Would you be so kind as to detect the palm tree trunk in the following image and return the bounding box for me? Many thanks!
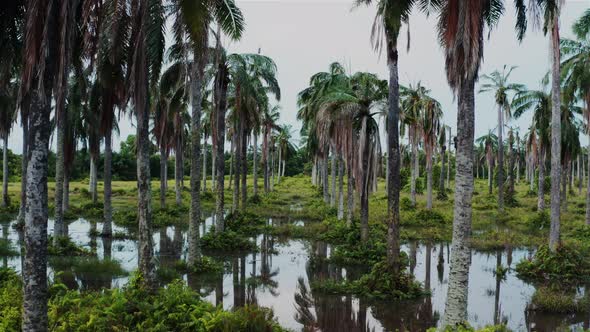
[347,157,354,226]
[271,147,275,191]
[214,59,228,232]
[440,148,446,194]
[443,77,475,327]
[447,127,452,188]
[516,138,521,184]
[386,44,401,273]
[488,158,493,195]
[277,146,282,184]
[330,152,336,207]
[188,44,205,265]
[497,104,504,211]
[580,153,584,196]
[229,135,233,190]
[263,130,269,193]
[338,155,344,220]
[17,116,28,225]
[160,145,167,209]
[585,144,590,224]
[23,87,51,332]
[63,170,69,212]
[282,160,286,177]
[2,135,8,207]
[102,132,113,236]
[322,155,328,203]
[175,146,182,206]
[54,101,66,243]
[426,156,433,209]
[90,156,98,204]
[240,126,247,209]
[360,134,370,244]
[212,145,216,191]
[202,136,207,191]
[233,130,240,211]
[549,20,562,252]
[253,133,258,196]
[410,130,417,206]
[311,158,317,185]
[538,147,546,211]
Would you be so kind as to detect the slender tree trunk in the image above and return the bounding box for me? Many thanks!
[311,158,317,186]
[17,116,28,224]
[386,43,401,273]
[426,156,433,209]
[240,127,247,209]
[233,130,240,211]
[516,137,521,184]
[488,158,493,195]
[322,155,329,203]
[330,153,336,207]
[271,148,275,190]
[175,144,182,206]
[347,157,354,226]
[253,134,258,196]
[360,134,370,244]
[54,101,66,243]
[410,130,417,206]
[212,144,216,191]
[188,44,206,265]
[579,154,583,196]
[277,146,282,184]
[102,132,113,236]
[585,144,590,224]
[202,137,207,191]
[160,146,167,209]
[63,170,69,212]
[338,155,344,220]
[2,135,8,208]
[90,156,98,204]
[447,127,452,188]
[23,87,51,332]
[214,58,228,232]
[497,104,504,211]
[549,20,562,252]
[538,147,546,211]
[229,135,233,190]
[264,131,269,193]
[443,77,475,327]
[562,162,568,211]
[440,147,446,194]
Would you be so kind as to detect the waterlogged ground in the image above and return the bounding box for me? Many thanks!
[2,215,589,331]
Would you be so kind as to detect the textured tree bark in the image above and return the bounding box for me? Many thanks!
[447,127,452,188]
[214,60,228,232]
[175,145,182,206]
[253,134,258,196]
[63,170,69,212]
[160,145,167,209]
[263,131,269,193]
[439,146,446,194]
[311,158,317,186]
[442,77,475,327]
[386,43,401,273]
[23,89,51,332]
[337,155,344,220]
[233,131,240,211]
[188,45,205,265]
[277,146,282,184]
[54,100,66,243]
[359,126,370,244]
[271,148,275,190]
[17,116,28,225]
[497,104,504,211]
[578,154,582,196]
[347,157,354,226]
[229,136,233,190]
[410,129,417,206]
[549,20,562,252]
[2,136,8,207]
[330,153,336,207]
[102,132,113,236]
[538,147,546,211]
[90,156,98,204]
[240,128,247,209]
[561,162,568,211]
[322,153,329,203]
[426,158,433,210]
[202,137,207,191]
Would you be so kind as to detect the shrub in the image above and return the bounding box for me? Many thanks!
[529,287,590,313]
[400,197,415,211]
[201,230,257,252]
[528,211,550,230]
[412,209,447,226]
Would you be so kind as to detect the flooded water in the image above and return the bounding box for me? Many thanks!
[1,216,589,331]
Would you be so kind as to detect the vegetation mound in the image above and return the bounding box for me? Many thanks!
[516,244,590,287]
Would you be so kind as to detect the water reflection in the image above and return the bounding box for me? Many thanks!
[2,217,590,331]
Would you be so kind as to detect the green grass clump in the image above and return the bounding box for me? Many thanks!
[400,197,415,211]
[0,268,21,332]
[410,209,447,226]
[225,212,267,236]
[528,211,550,230]
[201,229,257,252]
[529,287,590,313]
[48,237,92,256]
[175,256,224,275]
[516,244,590,287]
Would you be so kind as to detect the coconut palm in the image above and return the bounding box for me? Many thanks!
[436,0,525,326]
[561,16,590,223]
[276,124,294,183]
[419,89,442,210]
[479,65,524,211]
[513,88,552,211]
[262,105,280,195]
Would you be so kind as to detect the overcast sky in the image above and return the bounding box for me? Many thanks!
[9,0,590,153]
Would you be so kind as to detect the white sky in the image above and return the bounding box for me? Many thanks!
[9,0,590,153]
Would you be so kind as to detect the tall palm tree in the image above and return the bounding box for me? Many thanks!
[420,89,442,210]
[0,82,16,208]
[438,125,447,197]
[437,0,524,326]
[171,0,244,265]
[513,88,552,211]
[263,105,280,194]
[479,65,523,211]
[561,14,590,223]
[19,0,59,327]
[355,0,440,274]
[476,131,498,195]
[319,72,386,244]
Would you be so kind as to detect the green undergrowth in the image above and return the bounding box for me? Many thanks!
[201,229,257,252]
[311,260,424,301]
[174,256,225,275]
[1,269,288,331]
[528,287,590,313]
[0,239,17,257]
[224,212,267,236]
[48,236,92,256]
[516,244,590,288]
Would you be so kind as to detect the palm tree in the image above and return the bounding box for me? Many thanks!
[476,131,498,195]
[479,65,524,211]
[319,72,386,244]
[438,125,447,197]
[436,1,524,326]
[19,0,58,327]
[171,0,244,265]
[0,82,16,208]
[513,88,552,211]
[561,13,590,223]
[419,89,442,210]
[276,124,294,183]
[263,105,280,194]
